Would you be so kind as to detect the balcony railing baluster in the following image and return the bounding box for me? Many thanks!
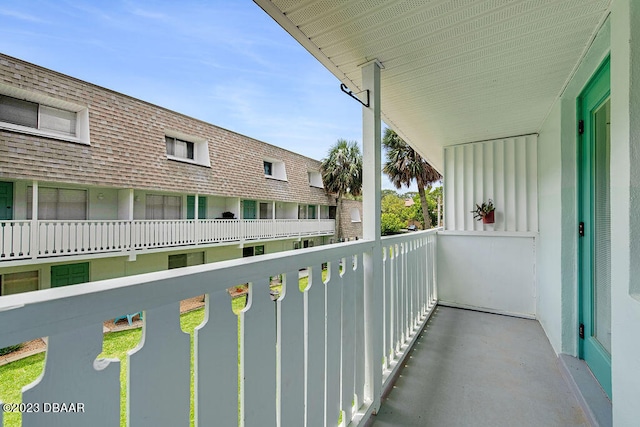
[0,229,440,427]
[0,219,335,263]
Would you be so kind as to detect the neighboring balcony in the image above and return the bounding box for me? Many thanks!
[0,218,335,263]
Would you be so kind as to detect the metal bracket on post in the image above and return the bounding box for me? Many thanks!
[340,83,370,107]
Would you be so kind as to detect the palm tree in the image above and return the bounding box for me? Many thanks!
[320,139,362,241]
[382,128,441,229]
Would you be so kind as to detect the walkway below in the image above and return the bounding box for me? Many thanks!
[369,306,588,427]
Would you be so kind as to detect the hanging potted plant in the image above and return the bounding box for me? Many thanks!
[471,199,495,224]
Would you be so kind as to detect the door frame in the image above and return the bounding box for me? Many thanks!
[577,56,611,399]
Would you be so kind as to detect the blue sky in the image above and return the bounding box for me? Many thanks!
[0,0,414,191]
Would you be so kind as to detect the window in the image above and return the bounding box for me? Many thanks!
[166,136,194,160]
[263,158,287,181]
[168,252,204,269]
[0,271,38,295]
[298,205,308,219]
[0,95,78,138]
[164,131,210,167]
[308,171,323,188]
[260,202,273,219]
[308,205,316,219]
[146,195,182,220]
[350,207,361,223]
[27,187,87,220]
[243,245,265,257]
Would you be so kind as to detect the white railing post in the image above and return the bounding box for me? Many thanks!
[361,58,383,411]
[30,181,38,259]
[194,194,200,245]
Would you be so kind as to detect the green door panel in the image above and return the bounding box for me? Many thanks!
[187,196,207,219]
[0,181,13,220]
[578,56,611,399]
[243,200,256,220]
[51,262,90,287]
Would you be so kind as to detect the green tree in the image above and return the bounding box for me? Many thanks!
[320,139,363,240]
[381,189,399,199]
[381,213,404,235]
[382,128,441,229]
[381,193,405,218]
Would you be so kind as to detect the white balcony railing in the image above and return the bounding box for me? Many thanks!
[0,219,335,262]
[0,229,439,427]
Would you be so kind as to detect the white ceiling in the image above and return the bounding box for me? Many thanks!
[254,0,611,172]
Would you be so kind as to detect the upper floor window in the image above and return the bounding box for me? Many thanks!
[264,161,273,176]
[308,171,323,188]
[263,158,287,181]
[350,207,361,223]
[0,81,90,144]
[166,136,194,160]
[0,94,82,140]
[164,131,211,167]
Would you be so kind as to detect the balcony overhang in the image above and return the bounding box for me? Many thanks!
[254,0,611,172]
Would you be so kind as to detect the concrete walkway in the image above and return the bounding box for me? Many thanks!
[369,307,588,427]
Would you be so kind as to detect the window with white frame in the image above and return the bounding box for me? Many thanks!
[350,207,361,223]
[308,171,323,188]
[263,158,287,181]
[27,187,87,220]
[164,131,210,167]
[146,194,182,220]
[0,87,89,144]
[166,136,194,160]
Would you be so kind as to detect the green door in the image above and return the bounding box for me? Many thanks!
[578,57,611,399]
[51,262,90,288]
[0,181,13,220]
[243,200,256,219]
[187,196,207,219]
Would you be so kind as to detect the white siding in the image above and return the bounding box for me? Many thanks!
[444,135,538,232]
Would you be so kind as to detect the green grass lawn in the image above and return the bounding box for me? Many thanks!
[0,270,327,427]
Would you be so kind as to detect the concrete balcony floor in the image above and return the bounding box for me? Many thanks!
[369,307,588,427]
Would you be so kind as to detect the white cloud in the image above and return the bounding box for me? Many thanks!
[0,8,46,23]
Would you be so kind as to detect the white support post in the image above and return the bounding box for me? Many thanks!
[194,193,200,245]
[361,59,383,412]
[30,181,38,259]
[128,189,136,261]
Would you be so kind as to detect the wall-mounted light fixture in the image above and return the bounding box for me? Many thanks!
[97,193,104,200]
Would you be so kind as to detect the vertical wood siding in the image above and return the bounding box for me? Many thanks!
[444,135,538,232]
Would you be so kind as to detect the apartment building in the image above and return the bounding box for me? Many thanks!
[0,53,361,295]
